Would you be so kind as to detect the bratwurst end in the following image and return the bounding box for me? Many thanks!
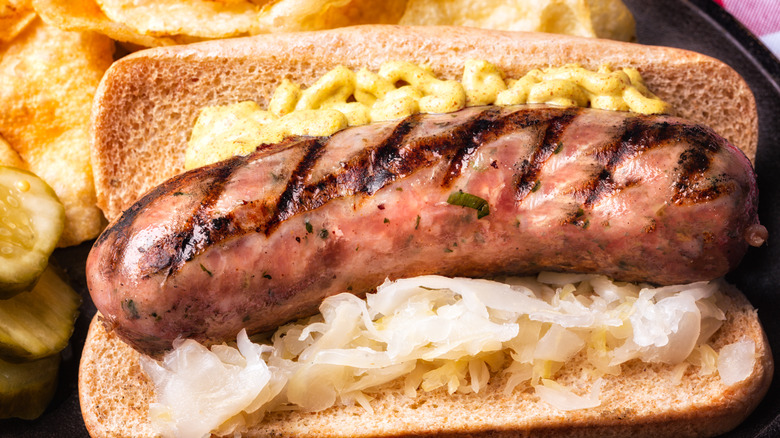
[87,105,764,355]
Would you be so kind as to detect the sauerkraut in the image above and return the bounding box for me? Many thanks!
[141,273,748,438]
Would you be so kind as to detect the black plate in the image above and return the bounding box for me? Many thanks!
[2,0,779,436]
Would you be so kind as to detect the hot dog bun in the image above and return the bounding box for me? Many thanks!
[83,25,769,437]
[90,25,758,222]
[80,282,772,438]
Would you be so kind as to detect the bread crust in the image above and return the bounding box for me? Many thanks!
[78,284,772,438]
[89,25,758,222]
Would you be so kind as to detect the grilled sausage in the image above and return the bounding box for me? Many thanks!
[86,105,764,355]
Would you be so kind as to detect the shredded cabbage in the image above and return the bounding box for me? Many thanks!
[143,274,735,438]
[717,339,756,385]
[535,378,604,411]
[141,330,286,438]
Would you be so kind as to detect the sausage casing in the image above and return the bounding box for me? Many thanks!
[86,105,761,355]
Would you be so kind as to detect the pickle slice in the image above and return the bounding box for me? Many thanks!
[0,353,59,420]
[0,166,65,298]
[0,265,80,361]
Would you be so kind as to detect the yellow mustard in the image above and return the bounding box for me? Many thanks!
[186,60,669,170]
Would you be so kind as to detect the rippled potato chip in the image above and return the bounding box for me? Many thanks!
[33,0,634,46]
[312,0,407,29]
[0,0,35,42]
[263,0,407,32]
[398,0,636,41]
[32,0,181,47]
[96,0,270,38]
[33,0,404,46]
[0,18,114,246]
[94,0,407,39]
[0,136,24,169]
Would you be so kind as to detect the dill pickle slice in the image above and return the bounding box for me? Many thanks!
[0,265,80,361]
[0,353,59,420]
[0,166,65,298]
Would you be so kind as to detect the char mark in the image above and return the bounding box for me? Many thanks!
[670,124,729,206]
[99,153,248,275]
[583,116,726,208]
[580,116,670,208]
[672,140,734,205]
[361,114,425,194]
[579,168,618,207]
[136,156,247,277]
[594,116,716,170]
[136,106,734,279]
[438,107,505,186]
[514,109,581,202]
[595,117,661,168]
[289,106,579,224]
[266,106,548,235]
[261,113,428,233]
[663,123,729,205]
[265,137,328,231]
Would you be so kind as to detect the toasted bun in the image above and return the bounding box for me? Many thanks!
[90,25,758,222]
[79,283,772,438]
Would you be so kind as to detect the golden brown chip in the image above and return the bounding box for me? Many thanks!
[587,0,636,42]
[34,0,634,47]
[398,0,636,41]
[0,18,114,246]
[95,0,269,38]
[0,0,36,43]
[283,0,408,30]
[93,0,404,38]
[32,0,178,47]
[0,135,24,169]
[34,0,403,45]
[256,0,405,32]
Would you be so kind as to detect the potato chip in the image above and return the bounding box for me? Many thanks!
[93,0,403,38]
[398,0,636,41]
[0,18,113,246]
[0,135,24,169]
[587,0,635,42]
[0,0,36,43]
[268,0,407,31]
[35,0,633,47]
[95,0,269,38]
[32,0,178,47]
[35,0,401,45]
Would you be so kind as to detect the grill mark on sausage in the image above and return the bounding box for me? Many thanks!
[99,157,249,276]
[581,168,618,207]
[156,162,243,276]
[570,118,655,211]
[574,118,659,211]
[439,107,504,186]
[596,117,661,169]
[96,171,194,275]
[264,137,328,232]
[136,107,586,277]
[672,125,735,205]
[292,106,571,219]
[578,117,729,211]
[361,113,426,195]
[270,113,426,223]
[513,109,580,202]
[279,107,517,222]
[113,106,734,281]
[658,123,729,205]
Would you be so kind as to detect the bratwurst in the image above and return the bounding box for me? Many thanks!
[87,105,764,355]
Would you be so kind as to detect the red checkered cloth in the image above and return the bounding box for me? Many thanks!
[713,0,780,57]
